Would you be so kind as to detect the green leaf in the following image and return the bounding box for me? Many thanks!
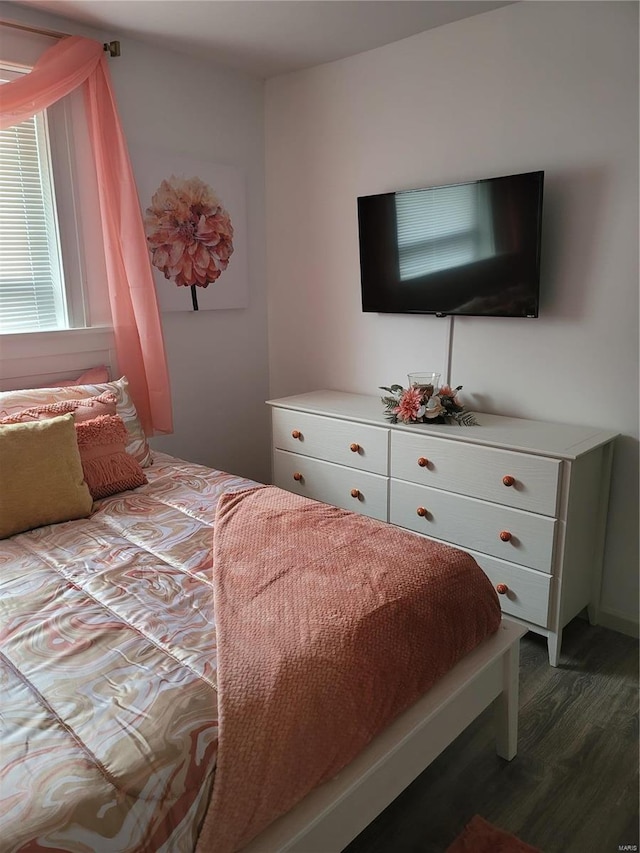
[457,411,478,426]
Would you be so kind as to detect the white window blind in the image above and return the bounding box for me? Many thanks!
[395,183,495,281]
[0,108,68,333]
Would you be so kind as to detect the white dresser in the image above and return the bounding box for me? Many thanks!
[267,391,617,666]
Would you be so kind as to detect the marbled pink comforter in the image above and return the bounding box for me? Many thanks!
[0,453,257,853]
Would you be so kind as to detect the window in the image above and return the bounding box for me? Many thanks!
[0,79,68,333]
[0,31,115,393]
[0,46,110,340]
[395,183,496,281]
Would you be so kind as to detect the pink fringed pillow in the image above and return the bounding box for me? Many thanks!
[0,392,118,425]
[75,414,147,500]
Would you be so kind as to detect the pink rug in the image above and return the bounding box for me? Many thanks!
[446,815,542,853]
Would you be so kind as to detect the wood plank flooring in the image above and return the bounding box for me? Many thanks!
[344,618,639,853]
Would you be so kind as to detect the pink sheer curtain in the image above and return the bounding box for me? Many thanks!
[0,35,172,435]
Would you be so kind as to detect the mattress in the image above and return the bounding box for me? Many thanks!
[0,453,258,853]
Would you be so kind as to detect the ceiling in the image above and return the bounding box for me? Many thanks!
[13,0,513,78]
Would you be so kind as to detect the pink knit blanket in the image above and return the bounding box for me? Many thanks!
[196,486,501,852]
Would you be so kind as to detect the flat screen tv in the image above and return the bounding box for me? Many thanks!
[358,170,544,318]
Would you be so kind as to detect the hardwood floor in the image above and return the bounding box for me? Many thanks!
[344,618,639,853]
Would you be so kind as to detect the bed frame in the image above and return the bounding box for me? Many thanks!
[0,330,116,392]
[244,619,526,853]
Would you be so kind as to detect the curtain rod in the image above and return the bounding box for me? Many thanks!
[0,19,120,56]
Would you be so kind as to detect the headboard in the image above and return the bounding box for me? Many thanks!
[0,328,117,392]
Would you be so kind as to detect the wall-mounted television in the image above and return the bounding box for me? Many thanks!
[357,170,544,318]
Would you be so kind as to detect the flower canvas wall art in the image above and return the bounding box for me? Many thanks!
[132,149,248,312]
[145,176,234,309]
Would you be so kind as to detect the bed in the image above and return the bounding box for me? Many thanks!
[0,374,525,853]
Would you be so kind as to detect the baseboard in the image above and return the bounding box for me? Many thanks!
[598,608,640,640]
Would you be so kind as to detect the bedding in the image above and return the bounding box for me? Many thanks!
[0,391,118,425]
[0,376,152,467]
[0,453,501,852]
[0,453,255,853]
[198,486,501,853]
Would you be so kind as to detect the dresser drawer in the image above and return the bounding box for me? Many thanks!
[273,408,388,475]
[391,432,561,516]
[274,450,388,521]
[468,550,551,627]
[390,480,556,573]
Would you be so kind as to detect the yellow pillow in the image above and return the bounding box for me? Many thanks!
[0,414,93,539]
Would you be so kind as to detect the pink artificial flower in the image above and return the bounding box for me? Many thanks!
[145,176,234,288]
[394,386,424,422]
[438,384,462,404]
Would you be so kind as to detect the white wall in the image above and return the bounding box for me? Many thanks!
[110,43,270,483]
[0,1,270,483]
[265,2,639,628]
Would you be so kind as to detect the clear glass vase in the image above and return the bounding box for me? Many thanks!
[408,372,441,394]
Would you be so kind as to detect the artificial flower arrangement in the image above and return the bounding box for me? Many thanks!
[380,382,478,426]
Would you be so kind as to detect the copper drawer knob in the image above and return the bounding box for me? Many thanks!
[350,443,360,453]
[499,530,512,542]
[417,457,429,467]
[350,488,361,499]
[293,472,303,482]
[503,475,515,487]
[496,583,509,595]
[291,430,302,440]
[416,506,428,517]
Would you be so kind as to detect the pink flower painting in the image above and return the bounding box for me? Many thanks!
[144,176,234,310]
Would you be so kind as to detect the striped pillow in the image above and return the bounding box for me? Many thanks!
[0,376,152,467]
